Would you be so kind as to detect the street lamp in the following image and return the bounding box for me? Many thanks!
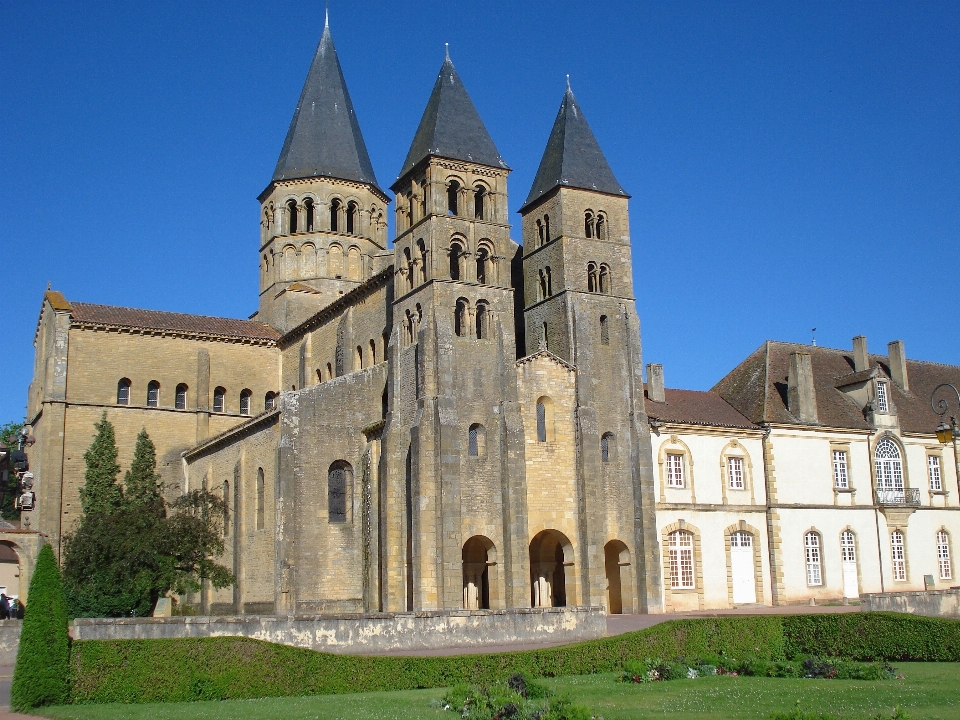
[931,383,960,444]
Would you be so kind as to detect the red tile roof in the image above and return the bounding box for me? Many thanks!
[69,302,280,342]
[645,387,758,430]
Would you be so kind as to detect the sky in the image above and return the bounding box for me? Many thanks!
[2,1,959,423]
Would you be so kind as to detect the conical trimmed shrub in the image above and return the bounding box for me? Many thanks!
[11,544,71,710]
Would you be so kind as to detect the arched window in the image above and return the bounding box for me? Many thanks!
[264,391,277,411]
[346,201,358,234]
[599,264,610,294]
[370,339,377,364]
[587,262,598,293]
[240,389,252,416]
[417,238,428,282]
[447,180,460,215]
[476,245,490,284]
[328,461,352,523]
[256,468,265,531]
[147,380,160,407]
[536,396,553,442]
[330,198,341,232]
[536,219,544,246]
[874,438,904,500]
[327,362,334,379]
[356,345,364,370]
[329,244,343,278]
[117,378,131,405]
[468,423,486,457]
[938,530,952,580]
[544,266,552,296]
[213,386,226,413]
[449,241,464,280]
[600,315,609,345]
[804,531,822,586]
[286,199,298,234]
[584,211,594,238]
[404,247,414,290]
[347,246,361,280]
[475,301,489,339]
[474,186,486,219]
[455,298,469,337]
[601,432,615,462]
[304,198,315,231]
[405,309,415,345]
[223,480,230,536]
[537,269,547,301]
[544,214,550,242]
[891,530,906,581]
[667,531,695,589]
[596,213,606,240]
[175,383,188,410]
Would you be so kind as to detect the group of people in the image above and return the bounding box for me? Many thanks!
[0,592,21,620]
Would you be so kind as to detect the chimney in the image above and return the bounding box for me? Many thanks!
[646,363,665,403]
[888,340,909,391]
[853,335,869,372]
[788,351,818,423]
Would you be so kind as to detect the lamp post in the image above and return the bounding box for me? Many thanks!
[931,383,960,444]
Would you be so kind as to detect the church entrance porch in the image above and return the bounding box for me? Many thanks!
[529,530,575,608]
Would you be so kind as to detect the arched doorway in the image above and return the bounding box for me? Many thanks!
[462,536,497,609]
[604,540,633,614]
[529,530,573,607]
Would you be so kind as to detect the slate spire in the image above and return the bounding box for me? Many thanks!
[521,80,628,211]
[394,49,506,186]
[272,16,381,192]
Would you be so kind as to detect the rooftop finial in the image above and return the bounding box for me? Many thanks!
[445,42,450,61]
[566,74,571,91]
[324,1,329,29]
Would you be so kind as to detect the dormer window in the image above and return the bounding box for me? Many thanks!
[876,381,889,413]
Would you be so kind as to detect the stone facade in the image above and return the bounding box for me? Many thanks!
[21,21,960,624]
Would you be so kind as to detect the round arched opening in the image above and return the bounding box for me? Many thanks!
[529,530,573,607]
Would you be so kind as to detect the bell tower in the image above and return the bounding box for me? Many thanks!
[257,13,391,333]
[520,80,663,612]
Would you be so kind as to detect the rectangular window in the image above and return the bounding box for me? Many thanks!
[727,457,744,490]
[929,455,943,492]
[833,450,849,489]
[668,533,695,589]
[805,533,822,586]
[891,531,906,581]
[666,454,684,488]
[876,381,888,413]
[938,531,952,580]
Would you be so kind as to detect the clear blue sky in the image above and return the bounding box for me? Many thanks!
[2,1,958,423]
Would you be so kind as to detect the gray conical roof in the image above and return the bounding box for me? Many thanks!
[394,51,506,187]
[521,82,628,211]
[272,18,381,192]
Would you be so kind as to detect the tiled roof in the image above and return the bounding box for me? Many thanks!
[69,302,280,342]
[645,387,758,430]
[713,340,960,434]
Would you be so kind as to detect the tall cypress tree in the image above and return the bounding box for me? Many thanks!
[11,544,71,710]
[124,428,164,516]
[79,413,122,515]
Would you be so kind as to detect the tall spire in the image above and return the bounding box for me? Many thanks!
[394,48,506,186]
[272,16,381,192]
[521,80,627,211]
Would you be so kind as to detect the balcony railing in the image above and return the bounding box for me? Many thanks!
[874,488,921,506]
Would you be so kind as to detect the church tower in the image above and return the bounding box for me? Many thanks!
[257,15,390,333]
[520,81,663,612]
[382,50,528,612]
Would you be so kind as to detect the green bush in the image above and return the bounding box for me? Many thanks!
[438,674,594,720]
[67,612,960,705]
[11,544,71,710]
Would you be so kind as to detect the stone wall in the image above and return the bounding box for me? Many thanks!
[70,606,606,655]
[0,620,21,664]
[862,589,960,618]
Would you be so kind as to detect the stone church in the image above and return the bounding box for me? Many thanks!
[25,19,960,618]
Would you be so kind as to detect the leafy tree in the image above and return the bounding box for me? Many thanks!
[11,544,71,710]
[0,419,25,520]
[79,413,122,515]
[63,425,233,617]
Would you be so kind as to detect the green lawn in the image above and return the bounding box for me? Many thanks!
[37,662,960,720]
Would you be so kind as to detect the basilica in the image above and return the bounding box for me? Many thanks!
[25,19,960,617]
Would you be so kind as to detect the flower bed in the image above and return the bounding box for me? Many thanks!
[622,654,899,683]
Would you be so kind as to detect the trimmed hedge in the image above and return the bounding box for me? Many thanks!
[69,612,960,705]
